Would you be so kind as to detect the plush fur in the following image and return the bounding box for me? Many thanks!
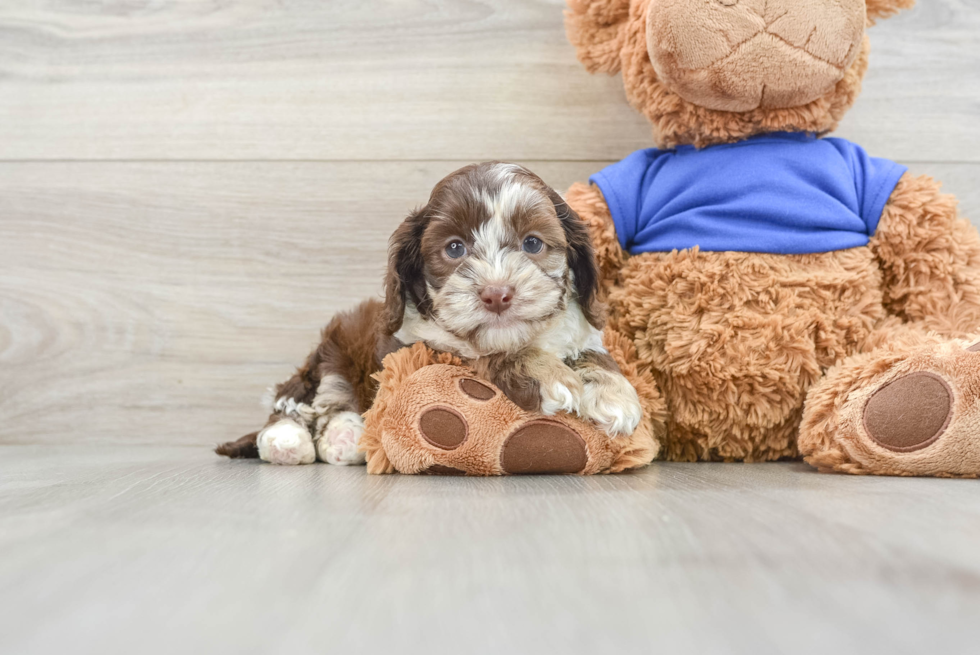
[564,0,980,476]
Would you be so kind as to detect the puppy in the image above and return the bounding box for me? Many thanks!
[216,162,643,465]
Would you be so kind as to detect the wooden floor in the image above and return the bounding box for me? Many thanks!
[2,1,980,652]
[1,445,979,655]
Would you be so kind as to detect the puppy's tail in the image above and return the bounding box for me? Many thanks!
[215,431,260,459]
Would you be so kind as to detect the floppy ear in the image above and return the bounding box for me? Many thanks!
[381,207,432,336]
[564,0,632,75]
[547,188,604,329]
[866,0,915,25]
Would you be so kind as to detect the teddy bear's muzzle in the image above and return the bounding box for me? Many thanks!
[645,0,866,112]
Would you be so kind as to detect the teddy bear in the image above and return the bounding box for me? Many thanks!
[354,0,980,478]
[556,0,980,476]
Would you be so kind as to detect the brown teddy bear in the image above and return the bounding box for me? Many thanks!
[559,0,980,476]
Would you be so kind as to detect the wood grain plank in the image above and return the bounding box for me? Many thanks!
[1,448,979,655]
[0,160,612,445]
[2,161,979,447]
[0,0,977,163]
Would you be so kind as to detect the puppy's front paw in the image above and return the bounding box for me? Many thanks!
[257,419,316,465]
[579,374,643,437]
[316,411,367,466]
[539,368,584,416]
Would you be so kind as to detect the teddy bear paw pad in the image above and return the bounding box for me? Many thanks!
[863,372,952,452]
[459,378,496,400]
[418,406,468,450]
[501,420,588,474]
[421,464,467,476]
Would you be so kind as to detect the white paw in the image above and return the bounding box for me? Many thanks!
[579,374,643,437]
[316,411,366,466]
[257,419,316,465]
[539,374,583,416]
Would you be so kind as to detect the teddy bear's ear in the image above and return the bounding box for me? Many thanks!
[866,0,915,25]
[564,0,632,75]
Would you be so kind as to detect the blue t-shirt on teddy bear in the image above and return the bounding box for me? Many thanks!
[589,132,907,255]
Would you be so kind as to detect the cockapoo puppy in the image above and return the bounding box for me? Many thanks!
[217,162,643,465]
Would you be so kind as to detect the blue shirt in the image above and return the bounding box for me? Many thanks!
[589,133,907,255]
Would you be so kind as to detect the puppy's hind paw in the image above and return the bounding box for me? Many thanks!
[316,411,367,466]
[257,419,316,465]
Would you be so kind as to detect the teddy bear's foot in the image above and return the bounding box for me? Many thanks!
[257,418,316,465]
[800,336,980,477]
[366,362,648,475]
[315,411,367,466]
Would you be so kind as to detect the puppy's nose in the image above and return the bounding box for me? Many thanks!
[480,286,514,314]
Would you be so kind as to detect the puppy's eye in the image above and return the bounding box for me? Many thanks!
[445,241,467,259]
[522,236,543,254]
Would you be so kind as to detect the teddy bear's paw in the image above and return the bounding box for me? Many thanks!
[802,337,980,477]
[862,372,952,454]
[316,411,367,466]
[499,420,589,474]
[579,374,643,437]
[257,419,316,465]
[539,368,584,416]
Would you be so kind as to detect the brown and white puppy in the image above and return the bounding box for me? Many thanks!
[216,162,642,465]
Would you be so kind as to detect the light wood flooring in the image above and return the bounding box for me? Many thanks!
[2,1,979,652]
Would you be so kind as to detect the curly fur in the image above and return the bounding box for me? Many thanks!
[600,244,888,462]
[870,173,980,337]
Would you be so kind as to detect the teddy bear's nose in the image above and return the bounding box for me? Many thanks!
[647,0,866,112]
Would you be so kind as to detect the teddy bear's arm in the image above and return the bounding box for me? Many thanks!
[869,172,980,337]
[566,182,628,294]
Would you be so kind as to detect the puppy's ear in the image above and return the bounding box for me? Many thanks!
[548,188,604,329]
[382,207,432,336]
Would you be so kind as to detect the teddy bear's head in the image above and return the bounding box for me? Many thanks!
[566,0,914,148]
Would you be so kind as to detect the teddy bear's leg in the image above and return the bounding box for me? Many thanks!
[870,172,980,337]
[368,360,660,476]
[374,364,597,476]
[799,322,980,477]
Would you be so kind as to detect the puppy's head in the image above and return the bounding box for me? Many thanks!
[382,162,601,353]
